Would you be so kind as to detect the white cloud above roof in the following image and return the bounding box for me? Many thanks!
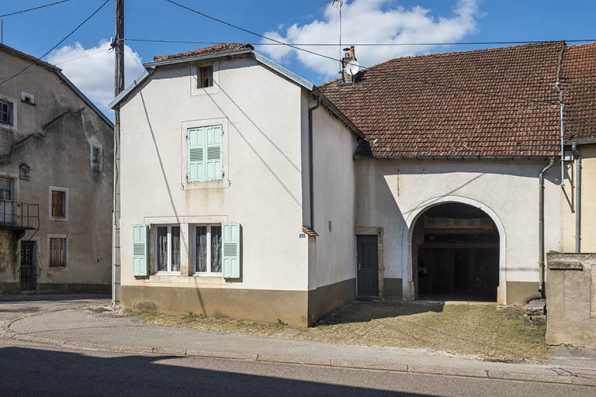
[47,40,145,114]
[260,0,480,79]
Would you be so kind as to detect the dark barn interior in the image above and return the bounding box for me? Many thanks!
[412,203,499,301]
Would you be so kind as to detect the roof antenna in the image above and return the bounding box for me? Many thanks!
[320,0,344,75]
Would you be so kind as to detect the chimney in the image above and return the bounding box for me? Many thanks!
[342,46,358,83]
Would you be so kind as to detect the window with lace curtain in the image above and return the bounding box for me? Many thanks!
[193,225,222,275]
[154,225,180,273]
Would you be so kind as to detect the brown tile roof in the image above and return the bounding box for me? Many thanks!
[560,42,596,142]
[319,41,593,158]
[153,43,253,62]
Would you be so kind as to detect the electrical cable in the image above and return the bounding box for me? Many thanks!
[164,0,561,106]
[125,38,596,47]
[0,0,110,86]
[0,0,71,18]
[53,47,112,65]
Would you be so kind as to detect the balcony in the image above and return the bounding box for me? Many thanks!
[0,200,40,231]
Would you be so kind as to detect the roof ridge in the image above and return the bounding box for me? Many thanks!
[153,42,253,61]
[319,41,566,88]
[0,43,61,71]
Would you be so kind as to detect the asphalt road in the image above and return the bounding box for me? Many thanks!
[0,338,593,397]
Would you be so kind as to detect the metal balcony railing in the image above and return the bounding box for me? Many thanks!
[0,200,40,231]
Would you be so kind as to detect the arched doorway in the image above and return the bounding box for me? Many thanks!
[403,197,506,303]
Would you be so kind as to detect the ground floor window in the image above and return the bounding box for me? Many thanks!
[49,237,67,268]
[194,225,222,274]
[155,225,180,273]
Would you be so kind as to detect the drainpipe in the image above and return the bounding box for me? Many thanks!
[538,158,555,298]
[307,94,321,231]
[557,86,565,187]
[554,43,566,187]
[572,143,581,252]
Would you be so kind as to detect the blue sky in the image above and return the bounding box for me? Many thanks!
[2,0,595,114]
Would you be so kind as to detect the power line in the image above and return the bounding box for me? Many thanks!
[0,0,71,18]
[163,0,559,106]
[164,0,343,66]
[126,37,596,47]
[0,0,110,86]
[54,47,112,65]
[125,38,222,45]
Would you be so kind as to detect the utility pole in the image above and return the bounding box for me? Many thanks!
[112,0,124,306]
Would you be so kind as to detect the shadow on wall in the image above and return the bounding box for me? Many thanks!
[205,80,302,208]
[0,346,439,396]
[138,71,303,316]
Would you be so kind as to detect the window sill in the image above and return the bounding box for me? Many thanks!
[154,271,181,276]
[192,273,223,278]
[183,179,229,190]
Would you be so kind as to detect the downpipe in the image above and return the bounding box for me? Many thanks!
[307,94,321,231]
[538,158,555,298]
[572,143,581,252]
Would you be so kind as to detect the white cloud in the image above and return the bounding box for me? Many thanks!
[261,0,480,79]
[47,40,145,113]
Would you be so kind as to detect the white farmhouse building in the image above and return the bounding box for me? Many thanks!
[110,42,596,326]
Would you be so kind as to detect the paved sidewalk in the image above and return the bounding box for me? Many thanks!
[1,296,595,387]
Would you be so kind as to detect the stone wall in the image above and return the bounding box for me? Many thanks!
[546,252,596,348]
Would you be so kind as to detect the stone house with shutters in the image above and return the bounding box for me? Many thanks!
[111,41,596,327]
[0,43,114,294]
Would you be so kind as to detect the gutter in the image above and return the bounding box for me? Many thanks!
[572,143,581,252]
[554,43,566,187]
[538,157,555,298]
[565,137,596,146]
[353,155,558,161]
[306,94,322,234]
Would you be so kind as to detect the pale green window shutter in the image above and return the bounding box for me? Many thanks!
[222,223,241,278]
[205,125,223,181]
[188,127,205,182]
[132,224,149,276]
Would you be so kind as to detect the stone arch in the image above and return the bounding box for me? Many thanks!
[402,195,507,304]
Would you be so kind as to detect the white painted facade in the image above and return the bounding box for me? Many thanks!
[118,54,358,297]
[116,48,565,323]
[355,159,562,303]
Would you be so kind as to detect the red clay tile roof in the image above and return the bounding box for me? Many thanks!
[153,43,253,62]
[319,41,596,158]
[560,43,596,142]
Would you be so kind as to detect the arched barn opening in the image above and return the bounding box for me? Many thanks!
[411,203,500,301]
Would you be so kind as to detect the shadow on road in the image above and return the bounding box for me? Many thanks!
[0,294,110,304]
[0,346,439,397]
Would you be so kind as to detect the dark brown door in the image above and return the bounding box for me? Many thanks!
[357,235,378,297]
[20,241,36,291]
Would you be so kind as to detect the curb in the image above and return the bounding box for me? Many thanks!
[3,332,595,387]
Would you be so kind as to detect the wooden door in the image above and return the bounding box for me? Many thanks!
[20,241,37,291]
[357,235,379,297]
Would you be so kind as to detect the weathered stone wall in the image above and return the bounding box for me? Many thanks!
[546,252,596,348]
[0,46,113,292]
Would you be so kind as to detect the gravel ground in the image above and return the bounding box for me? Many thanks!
[124,299,548,362]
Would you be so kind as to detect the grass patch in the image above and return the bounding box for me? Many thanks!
[123,300,548,362]
[123,309,293,336]
[299,301,548,362]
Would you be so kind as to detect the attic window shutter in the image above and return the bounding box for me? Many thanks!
[188,127,205,182]
[221,223,241,278]
[132,224,149,276]
[205,125,223,181]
